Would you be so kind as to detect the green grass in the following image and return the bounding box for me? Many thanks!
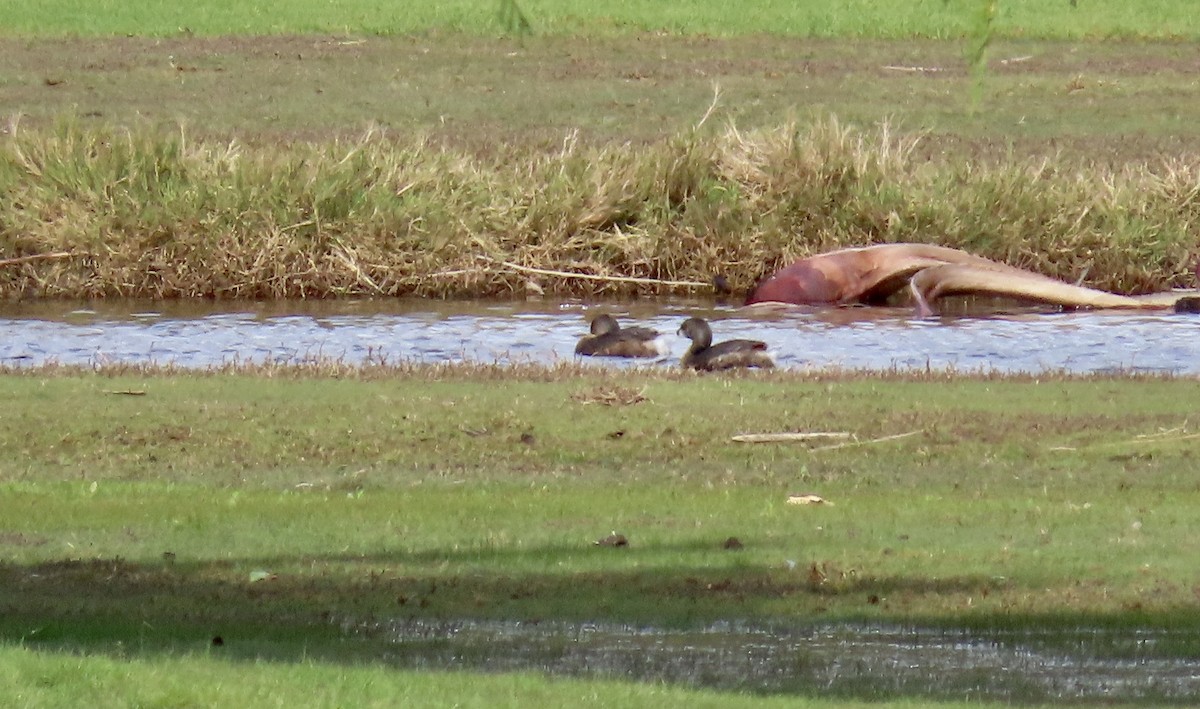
[0,644,1055,709]
[5,35,1198,157]
[3,367,1200,631]
[3,0,1199,40]
[4,367,1199,704]
[2,369,1200,705]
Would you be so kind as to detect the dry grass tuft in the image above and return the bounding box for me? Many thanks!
[570,384,649,406]
[2,358,1193,385]
[2,118,1196,299]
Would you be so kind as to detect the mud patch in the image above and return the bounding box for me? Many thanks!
[0,532,50,547]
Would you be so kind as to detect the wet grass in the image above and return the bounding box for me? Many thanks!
[3,367,1199,645]
[0,643,1055,709]
[7,365,1199,703]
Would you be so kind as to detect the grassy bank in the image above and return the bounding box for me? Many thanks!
[4,0,1199,40]
[3,119,1197,300]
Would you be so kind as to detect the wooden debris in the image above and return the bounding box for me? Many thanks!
[787,493,832,506]
[808,430,921,453]
[732,432,851,443]
[0,251,74,268]
[882,65,944,73]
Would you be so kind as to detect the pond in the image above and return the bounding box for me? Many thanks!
[1,297,1199,374]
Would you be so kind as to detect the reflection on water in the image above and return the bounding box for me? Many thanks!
[351,619,1200,703]
[1,298,1198,374]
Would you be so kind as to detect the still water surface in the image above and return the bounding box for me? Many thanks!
[2,298,1199,373]
[358,619,1200,703]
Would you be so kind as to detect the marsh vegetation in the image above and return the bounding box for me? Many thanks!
[4,1,1200,705]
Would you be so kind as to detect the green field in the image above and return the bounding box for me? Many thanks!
[3,0,1199,39]
[8,367,1199,625]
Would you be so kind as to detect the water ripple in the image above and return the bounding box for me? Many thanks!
[353,619,1200,702]
[1,299,1197,374]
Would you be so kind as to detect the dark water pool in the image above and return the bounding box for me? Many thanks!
[347,618,1200,703]
[1,298,1198,374]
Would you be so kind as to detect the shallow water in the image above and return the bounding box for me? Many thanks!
[1,298,1199,374]
[351,619,1200,702]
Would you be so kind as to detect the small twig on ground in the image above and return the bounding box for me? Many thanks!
[427,268,487,278]
[571,385,649,406]
[695,82,722,131]
[477,255,710,289]
[882,65,944,73]
[0,251,75,268]
[808,430,922,453]
[1050,428,1200,452]
[786,493,833,506]
[732,432,852,443]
